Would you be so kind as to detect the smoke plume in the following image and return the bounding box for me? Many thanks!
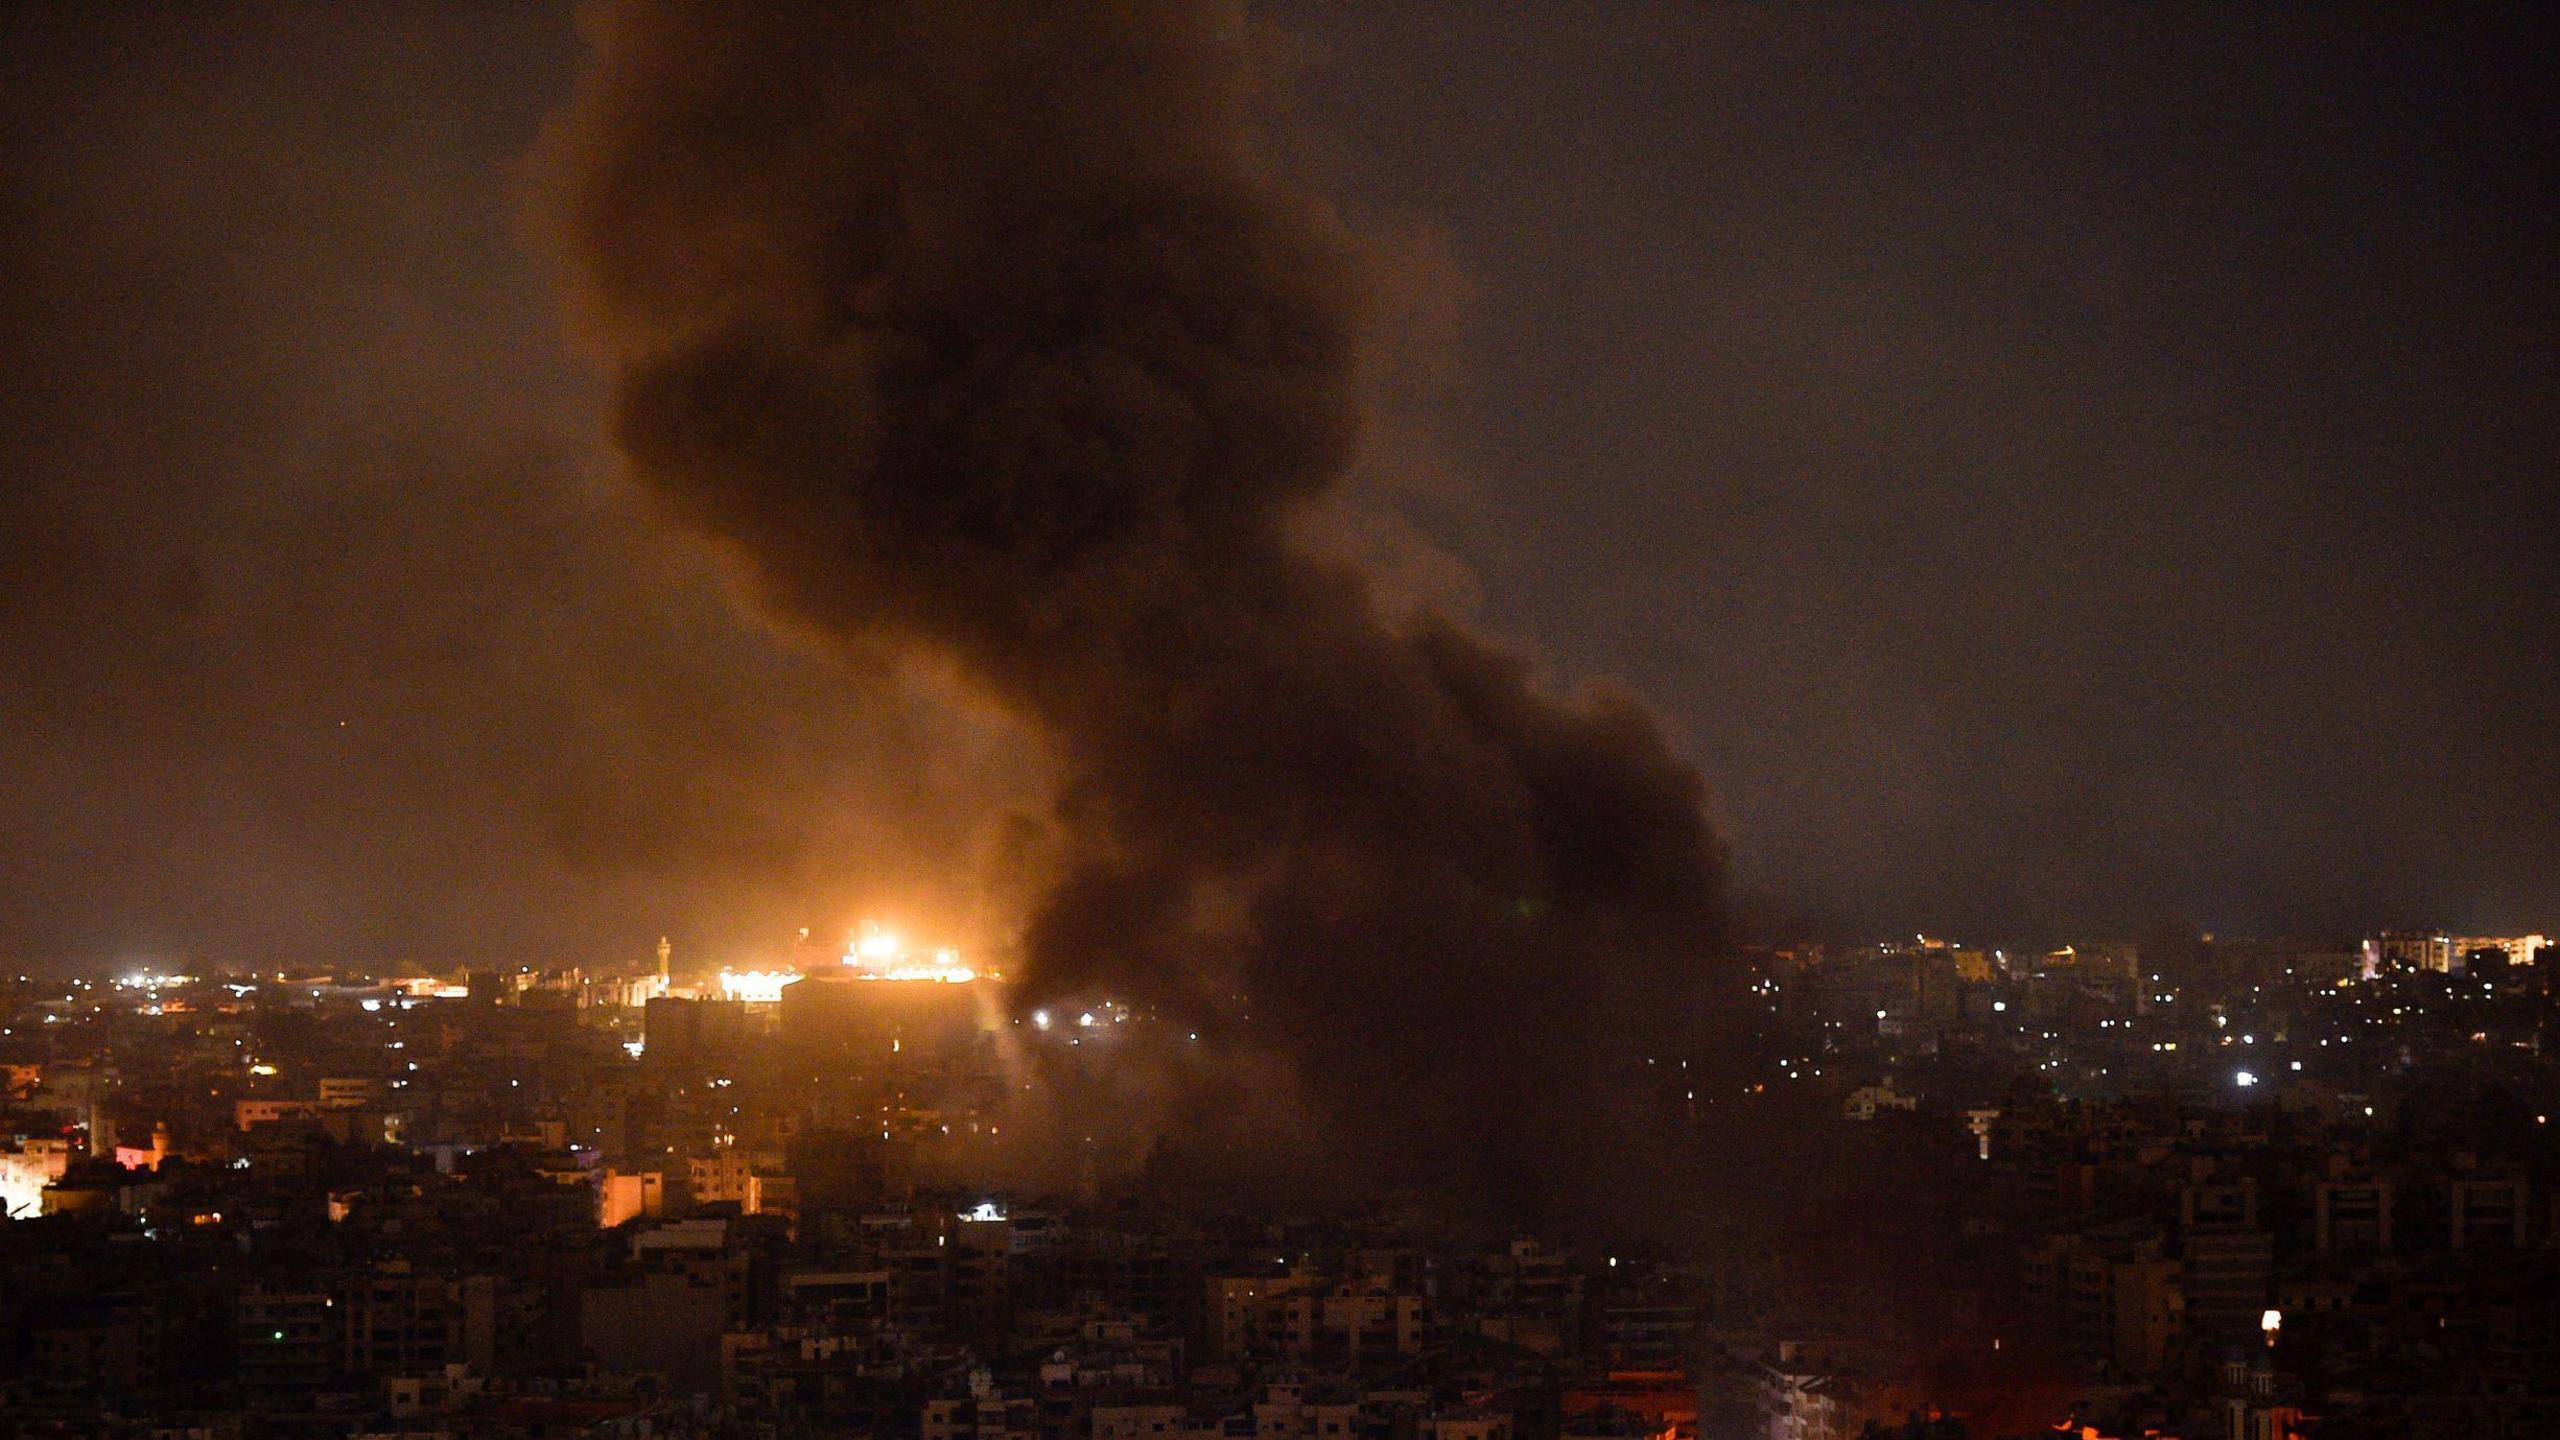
[545,0,1728,1214]
[0,0,1037,972]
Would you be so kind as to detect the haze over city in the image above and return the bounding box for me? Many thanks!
[6,4,2552,975]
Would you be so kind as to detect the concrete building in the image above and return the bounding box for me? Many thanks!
[581,1268,730,1396]
[2315,1180,2393,1254]
[2448,1177,2527,1250]
[2178,1230,2273,1338]
[235,1287,333,1390]
[600,1168,668,1227]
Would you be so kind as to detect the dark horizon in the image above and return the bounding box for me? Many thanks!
[4,2,2554,971]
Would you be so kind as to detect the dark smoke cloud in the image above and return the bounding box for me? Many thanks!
[543,0,1729,1211]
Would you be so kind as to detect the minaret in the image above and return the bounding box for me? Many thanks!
[656,936,672,982]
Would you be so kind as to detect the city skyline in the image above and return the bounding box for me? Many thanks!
[3,6,2557,1436]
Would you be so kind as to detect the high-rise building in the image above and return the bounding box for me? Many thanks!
[2315,1180,2393,1254]
[2367,932,2452,973]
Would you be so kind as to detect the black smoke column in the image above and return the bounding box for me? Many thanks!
[545,0,1727,1217]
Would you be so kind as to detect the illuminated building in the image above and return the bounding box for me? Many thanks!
[1842,1082,1919,1121]
[2367,932,2453,973]
[715,969,800,1004]
[235,1098,327,1131]
[1562,1369,1699,1440]
[111,1122,171,1173]
[1757,1341,1853,1440]
[0,1138,70,1219]
[777,929,996,1065]
[687,1150,756,1206]
[583,972,667,1010]
[1964,1107,1999,1161]
[391,975,472,1000]
[746,1171,797,1225]
[318,1076,383,1108]
[2448,933,2550,970]
[841,924,980,983]
[1206,1266,1429,1364]
[600,1169,667,1227]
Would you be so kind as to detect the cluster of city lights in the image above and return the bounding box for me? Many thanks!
[1028,1004,1127,1034]
[698,924,981,1002]
[715,970,801,1003]
[842,925,977,983]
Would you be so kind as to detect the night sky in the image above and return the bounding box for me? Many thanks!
[3,3,2553,969]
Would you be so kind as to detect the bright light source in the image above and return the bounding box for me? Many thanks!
[717,970,800,1003]
[115,972,194,991]
[1031,1010,1051,1031]
[1992,1001,2007,1012]
[844,929,974,982]
[2235,1070,2258,1087]
[857,960,975,982]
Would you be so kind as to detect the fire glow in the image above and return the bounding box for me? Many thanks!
[716,970,801,1003]
[841,926,978,984]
